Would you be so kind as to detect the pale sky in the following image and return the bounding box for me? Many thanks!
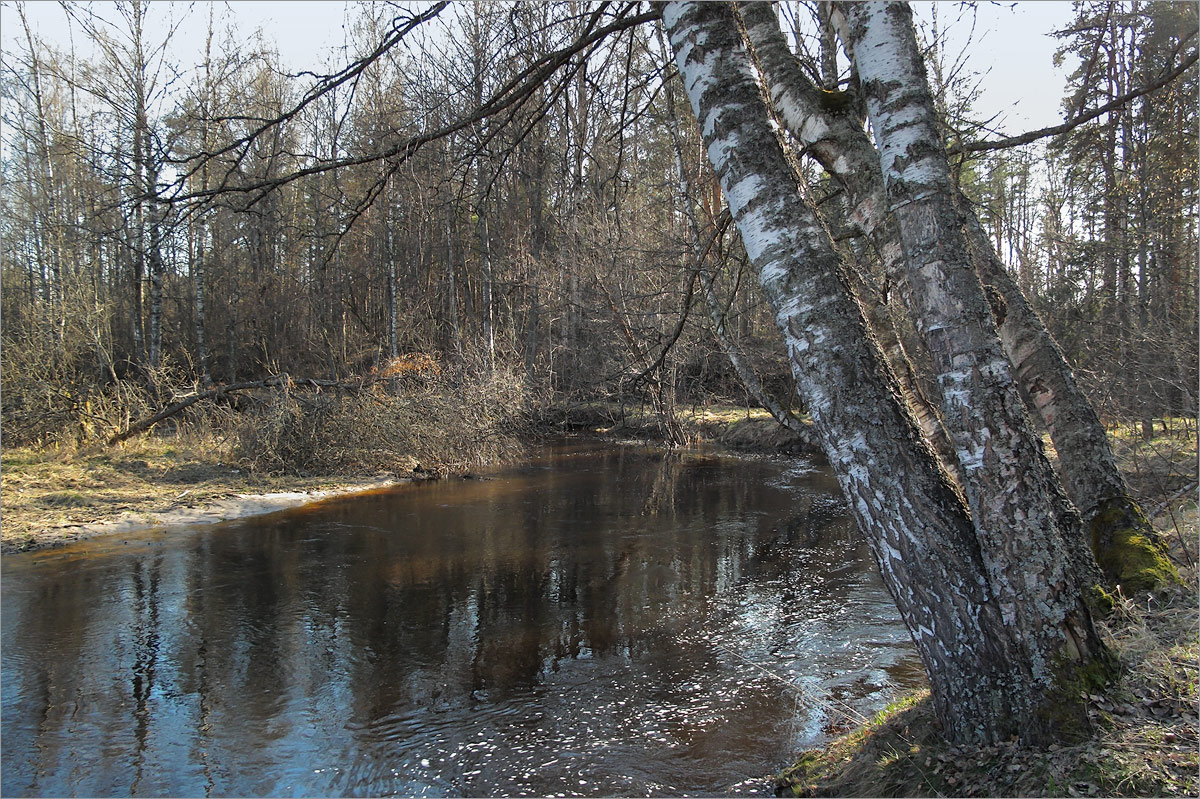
[914,1,1079,133]
[2,1,1078,136]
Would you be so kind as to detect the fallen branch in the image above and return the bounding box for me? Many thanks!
[1148,480,1199,520]
[106,374,375,446]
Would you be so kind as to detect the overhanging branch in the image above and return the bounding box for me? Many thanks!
[950,47,1197,156]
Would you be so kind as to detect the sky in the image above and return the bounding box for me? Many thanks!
[912,1,1079,133]
[2,1,1079,136]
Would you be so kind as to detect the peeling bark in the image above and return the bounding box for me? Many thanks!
[835,0,1105,692]
[961,191,1174,589]
[663,0,1043,744]
[737,2,1133,594]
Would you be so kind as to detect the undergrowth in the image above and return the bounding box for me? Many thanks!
[231,363,529,475]
[2,356,532,476]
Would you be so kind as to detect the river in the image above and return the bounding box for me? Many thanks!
[1,441,922,797]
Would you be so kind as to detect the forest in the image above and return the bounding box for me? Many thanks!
[1,0,1197,795]
[3,1,1194,448]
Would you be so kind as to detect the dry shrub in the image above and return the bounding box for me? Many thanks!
[1,374,159,449]
[371,353,442,382]
[0,344,199,449]
[232,361,529,475]
[3,338,531,478]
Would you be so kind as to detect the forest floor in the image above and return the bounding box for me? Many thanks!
[775,419,1199,798]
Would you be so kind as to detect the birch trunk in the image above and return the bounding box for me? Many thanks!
[738,1,960,482]
[386,227,399,362]
[739,2,1149,591]
[146,227,164,371]
[663,0,1042,744]
[963,196,1175,591]
[193,5,215,387]
[192,217,211,386]
[835,0,1106,689]
[657,40,812,442]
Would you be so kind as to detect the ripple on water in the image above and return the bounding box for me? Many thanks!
[1,444,921,797]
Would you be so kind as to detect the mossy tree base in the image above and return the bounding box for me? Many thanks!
[1089,495,1179,593]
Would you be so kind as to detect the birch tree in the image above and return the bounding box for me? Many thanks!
[663,0,1109,745]
[739,1,1178,592]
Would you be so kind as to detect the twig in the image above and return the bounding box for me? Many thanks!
[950,47,1198,155]
[1148,481,1199,520]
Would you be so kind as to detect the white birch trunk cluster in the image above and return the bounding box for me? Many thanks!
[834,0,1105,681]
[663,0,1114,744]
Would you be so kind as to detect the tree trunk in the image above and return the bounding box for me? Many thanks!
[192,214,211,386]
[740,1,1152,593]
[835,0,1106,695]
[146,218,164,372]
[386,198,400,362]
[658,51,811,440]
[963,191,1176,591]
[663,0,1064,744]
[479,210,495,369]
[445,211,463,358]
[738,1,961,483]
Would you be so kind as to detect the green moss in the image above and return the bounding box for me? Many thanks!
[776,751,824,796]
[1038,651,1117,744]
[1089,495,1178,593]
[1084,583,1116,617]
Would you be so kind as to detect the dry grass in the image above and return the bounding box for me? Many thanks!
[1107,418,1198,508]
[1,363,531,553]
[0,436,388,552]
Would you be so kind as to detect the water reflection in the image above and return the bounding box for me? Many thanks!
[2,442,922,797]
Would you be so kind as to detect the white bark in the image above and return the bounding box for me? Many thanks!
[738,0,960,483]
[834,0,1104,689]
[663,1,1039,743]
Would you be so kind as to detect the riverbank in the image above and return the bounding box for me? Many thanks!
[1,367,534,554]
[774,418,1199,798]
[1,403,810,554]
[0,440,414,554]
[775,517,1198,797]
[551,402,816,454]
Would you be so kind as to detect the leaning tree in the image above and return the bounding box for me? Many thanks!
[662,0,1110,745]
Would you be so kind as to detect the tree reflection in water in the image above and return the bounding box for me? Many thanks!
[2,442,923,797]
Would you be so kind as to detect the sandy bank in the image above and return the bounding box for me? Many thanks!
[2,478,404,554]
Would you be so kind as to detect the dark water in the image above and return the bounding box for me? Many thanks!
[1,442,922,797]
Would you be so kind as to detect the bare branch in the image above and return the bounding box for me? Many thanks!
[951,45,1197,155]
[168,5,661,209]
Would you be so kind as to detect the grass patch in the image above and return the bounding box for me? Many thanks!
[1,435,319,551]
[1107,419,1197,505]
